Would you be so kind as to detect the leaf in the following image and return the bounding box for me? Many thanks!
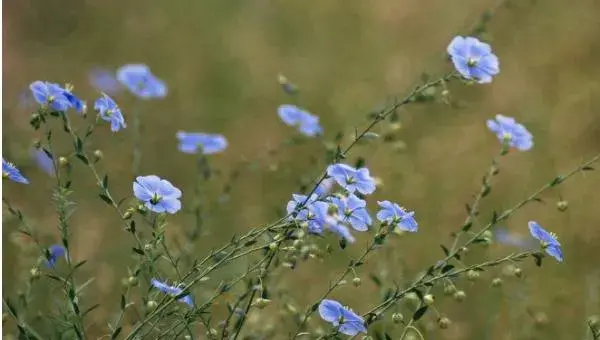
[120,294,126,309]
[412,306,429,321]
[369,273,382,287]
[441,264,455,274]
[74,260,87,271]
[532,253,543,267]
[76,153,89,165]
[440,244,450,256]
[582,165,595,171]
[490,210,499,225]
[461,221,473,232]
[98,193,113,205]
[132,247,144,256]
[102,174,109,189]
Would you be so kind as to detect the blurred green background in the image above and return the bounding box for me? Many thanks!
[3,0,600,338]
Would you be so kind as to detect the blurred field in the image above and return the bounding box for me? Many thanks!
[3,0,600,338]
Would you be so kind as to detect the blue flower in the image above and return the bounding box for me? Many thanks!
[277,104,323,137]
[32,148,55,176]
[314,178,334,198]
[528,221,563,262]
[150,278,193,306]
[133,175,182,214]
[486,115,533,151]
[63,87,87,114]
[29,81,71,111]
[286,193,319,221]
[89,68,122,95]
[376,201,418,232]
[318,299,367,336]
[94,94,127,132]
[327,163,376,195]
[330,194,372,231]
[176,131,228,155]
[447,36,499,84]
[494,227,535,249]
[45,244,65,268]
[2,159,29,184]
[117,64,167,99]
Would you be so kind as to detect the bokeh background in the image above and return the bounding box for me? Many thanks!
[3,0,600,338]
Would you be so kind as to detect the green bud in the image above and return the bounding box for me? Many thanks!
[127,276,139,287]
[556,200,568,212]
[58,157,69,167]
[423,294,435,306]
[93,149,103,162]
[147,300,158,309]
[467,270,480,281]
[253,298,271,309]
[268,242,278,251]
[352,277,362,287]
[438,317,451,329]
[392,313,404,324]
[30,267,40,279]
[443,284,457,296]
[533,312,548,327]
[123,210,133,220]
[453,290,466,302]
[491,277,503,287]
[513,267,523,278]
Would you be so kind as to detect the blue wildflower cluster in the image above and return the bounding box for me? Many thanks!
[286,163,417,244]
[4,22,597,340]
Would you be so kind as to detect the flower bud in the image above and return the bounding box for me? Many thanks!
[127,276,139,287]
[293,239,303,249]
[93,149,103,162]
[123,210,133,220]
[268,242,278,251]
[533,312,548,327]
[467,270,480,281]
[253,298,271,309]
[556,200,568,212]
[438,317,451,329]
[352,277,362,287]
[443,284,457,296]
[147,300,158,309]
[30,267,40,279]
[392,312,404,324]
[59,157,69,167]
[491,277,503,287]
[513,267,523,278]
[423,294,435,306]
[453,290,466,302]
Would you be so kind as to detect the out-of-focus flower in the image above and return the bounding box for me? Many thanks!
[89,67,123,95]
[117,64,167,99]
[45,244,65,268]
[176,132,228,155]
[277,104,323,137]
[31,148,56,176]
